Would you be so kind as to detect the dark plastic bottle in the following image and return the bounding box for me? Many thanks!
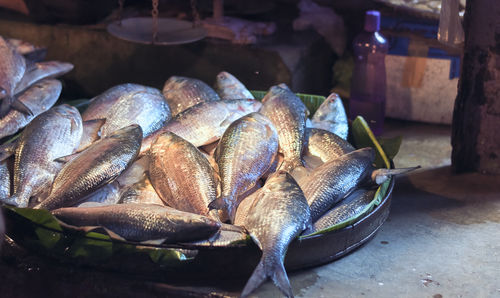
[349,10,389,136]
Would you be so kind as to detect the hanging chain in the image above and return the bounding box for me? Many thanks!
[117,0,124,25]
[152,0,159,43]
[190,0,201,27]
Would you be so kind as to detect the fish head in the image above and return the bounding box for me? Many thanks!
[52,104,83,132]
[215,71,236,88]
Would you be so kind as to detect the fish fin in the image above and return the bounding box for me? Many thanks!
[11,98,34,116]
[371,166,421,184]
[241,260,267,298]
[54,151,81,163]
[0,142,17,162]
[271,262,294,298]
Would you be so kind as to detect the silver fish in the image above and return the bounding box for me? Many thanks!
[1,105,82,207]
[0,79,61,139]
[307,189,376,234]
[241,171,311,298]
[0,36,27,116]
[51,204,221,243]
[141,99,262,155]
[99,91,171,138]
[0,160,11,199]
[82,83,162,121]
[35,124,142,210]
[149,132,218,217]
[162,76,220,116]
[310,93,349,139]
[304,128,354,163]
[14,61,73,95]
[301,148,375,222]
[210,112,278,222]
[214,71,254,100]
[260,85,308,172]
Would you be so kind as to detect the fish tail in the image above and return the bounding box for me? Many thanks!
[271,262,294,298]
[241,260,266,298]
[371,166,421,184]
[241,256,294,298]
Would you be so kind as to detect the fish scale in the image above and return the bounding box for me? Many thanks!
[162,76,220,116]
[0,36,26,116]
[211,112,278,222]
[2,105,82,208]
[0,79,61,139]
[301,148,375,222]
[35,125,142,210]
[52,204,221,243]
[140,99,262,155]
[241,172,311,298]
[260,86,308,173]
[149,132,218,217]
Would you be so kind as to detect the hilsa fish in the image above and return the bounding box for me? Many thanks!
[52,204,221,243]
[242,171,311,298]
[162,76,220,116]
[1,105,82,207]
[35,125,142,210]
[260,85,308,173]
[210,112,278,222]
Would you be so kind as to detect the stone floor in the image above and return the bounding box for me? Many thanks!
[1,119,499,298]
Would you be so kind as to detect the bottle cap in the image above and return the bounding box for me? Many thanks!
[364,10,380,32]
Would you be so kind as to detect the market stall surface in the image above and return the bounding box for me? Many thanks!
[1,119,499,298]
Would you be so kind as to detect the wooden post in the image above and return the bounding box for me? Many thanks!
[451,0,500,174]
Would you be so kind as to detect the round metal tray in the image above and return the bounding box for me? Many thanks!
[3,176,393,281]
[107,17,206,45]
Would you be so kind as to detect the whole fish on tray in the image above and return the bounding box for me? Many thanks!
[301,148,375,222]
[98,90,171,138]
[35,124,142,210]
[0,105,82,207]
[210,112,278,222]
[140,99,262,155]
[52,204,221,243]
[242,171,311,298]
[305,189,377,235]
[214,71,254,100]
[82,83,162,121]
[0,79,61,139]
[162,76,220,116]
[260,85,308,173]
[149,132,219,217]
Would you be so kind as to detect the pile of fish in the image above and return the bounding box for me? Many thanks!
[0,39,416,297]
